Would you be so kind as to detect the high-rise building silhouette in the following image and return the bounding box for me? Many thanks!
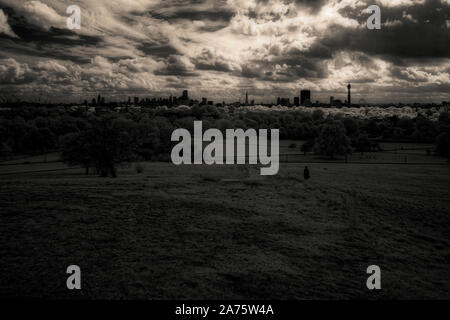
[245,91,249,105]
[280,98,290,106]
[182,90,189,101]
[347,83,351,105]
[301,90,311,106]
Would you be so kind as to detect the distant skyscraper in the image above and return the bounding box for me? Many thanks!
[245,91,249,105]
[294,97,300,106]
[347,83,351,105]
[300,90,311,106]
[182,90,189,101]
[330,96,334,105]
[280,98,290,106]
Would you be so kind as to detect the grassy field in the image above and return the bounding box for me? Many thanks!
[0,156,450,299]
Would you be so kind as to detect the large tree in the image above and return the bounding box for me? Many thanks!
[61,114,138,177]
[314,121,352,159]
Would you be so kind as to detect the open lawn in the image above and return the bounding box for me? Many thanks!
[0,158,450,299]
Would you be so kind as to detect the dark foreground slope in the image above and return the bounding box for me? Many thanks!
[1,162,449,299]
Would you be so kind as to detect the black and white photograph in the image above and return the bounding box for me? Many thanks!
[0,0,449,309]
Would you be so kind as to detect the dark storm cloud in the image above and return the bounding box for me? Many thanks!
[0,6,102,45]
[138,42,180,58]
[0,39,92,63]
[156,9,234,22]
[194,59,233,72]
[339,0,449,25]
[147,0,234,22]
[324,0,450,61]
[256,0,326,12]
[288,0,328,13]
[0,6,102,63]
[0,33,95,64]
[312,22,450,61]
[346,77,376,84]
[145,0,235,32]
[5,25,103,47]
[147,7,234,32]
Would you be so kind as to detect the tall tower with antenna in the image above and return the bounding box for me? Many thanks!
[347,83,351,105]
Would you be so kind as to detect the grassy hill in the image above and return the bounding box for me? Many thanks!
[0,160,449,299]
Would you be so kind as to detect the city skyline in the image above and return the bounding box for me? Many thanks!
[65,85,449,107]
[0,0,449,103]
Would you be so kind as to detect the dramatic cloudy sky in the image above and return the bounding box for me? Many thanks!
[0,0,449,103]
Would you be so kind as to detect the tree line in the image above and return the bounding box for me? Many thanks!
[0,105,449,176]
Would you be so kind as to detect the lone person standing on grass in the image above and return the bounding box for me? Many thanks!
[304,166,310,180]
